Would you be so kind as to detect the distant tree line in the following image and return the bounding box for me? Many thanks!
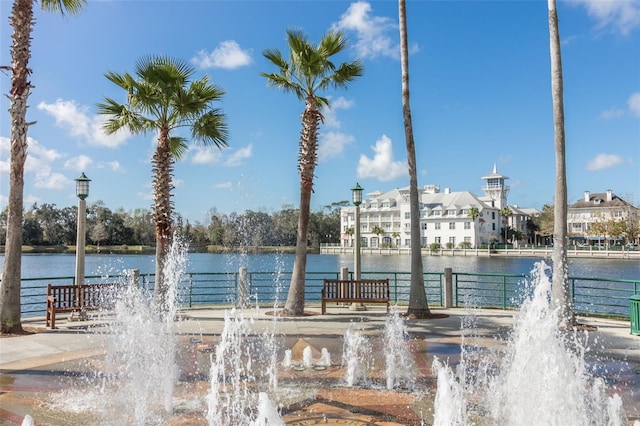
[0,200,349,249]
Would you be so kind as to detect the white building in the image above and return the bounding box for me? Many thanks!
[340,165,537,249]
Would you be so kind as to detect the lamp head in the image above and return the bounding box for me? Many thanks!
[75,172,91,200]
[351,182,363,207]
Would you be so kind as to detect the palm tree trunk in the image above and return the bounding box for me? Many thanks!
[548,0,574,327]
[152,133,174,310]
[0,0,35,334]
[284,98,321,316]
[399,0,430,318]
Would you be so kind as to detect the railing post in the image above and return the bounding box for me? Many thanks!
[503,275,507,310]
[129,269,140,286]
[444,268,453,308]
[238,267,249,308]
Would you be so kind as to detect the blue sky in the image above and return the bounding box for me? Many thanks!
[1,0,638,224]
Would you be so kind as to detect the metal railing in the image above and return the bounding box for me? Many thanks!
[18,270,640,319]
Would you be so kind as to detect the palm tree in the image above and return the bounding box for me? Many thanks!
[261,29,363,316]
[0,0,86,334]
[399,0,431,318]
[468,207,480,248]
[371,225,384,247]
[500,206,513,246]
[391,231,400,248]
[98,56,228,309]
[345,227,355,247]
[548,0,574,327]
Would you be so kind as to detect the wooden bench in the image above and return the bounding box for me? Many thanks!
[321,279,390,314]
[46,283,124,328]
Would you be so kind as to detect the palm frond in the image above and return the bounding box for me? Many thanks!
[41,0,86,15]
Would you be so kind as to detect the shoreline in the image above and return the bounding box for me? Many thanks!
[320,245,640,260]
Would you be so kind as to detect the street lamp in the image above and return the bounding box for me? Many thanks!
[351,183,365,311]
[72,172,90,321]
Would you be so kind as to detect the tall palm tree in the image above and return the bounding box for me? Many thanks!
[468,207,480,248]
[500,206,513,246]
[548,0,574,327]
[98,56,228,309]
[399,0,431,318]
[0,0,86,334]
[261,29,363,316]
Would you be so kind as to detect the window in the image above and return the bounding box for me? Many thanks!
[492,223,496,230]
[449,222,455,230]
[435,237,441,244]
[492,212,496,219]
[447,209,456,216]
[421,223,428,230]
[405,239,411,247]
[435,222,441,230]
[420,211,427,218]
[464,236,471,243]
[449,237,456,245]
[464,222,471,230]
[405,212,411,219]
[421,237,427,246]
[434,211,441,216]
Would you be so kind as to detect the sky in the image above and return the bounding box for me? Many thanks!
[1,0,639,224]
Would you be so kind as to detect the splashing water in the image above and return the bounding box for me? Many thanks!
[384,311,416,390]
[342,324,371,387]
[303,346,313,368]
[433,261,626,426]
[319,348,332,367]
[78,236,191,425]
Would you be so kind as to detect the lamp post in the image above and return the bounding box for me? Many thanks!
[72,172,90,321]
[350,183,365,311]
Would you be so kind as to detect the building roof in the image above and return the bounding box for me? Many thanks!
[570,192,632,209]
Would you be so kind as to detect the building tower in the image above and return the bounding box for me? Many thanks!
[481,164,509,209]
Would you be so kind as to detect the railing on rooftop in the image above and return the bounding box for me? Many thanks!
[18,270,639,320]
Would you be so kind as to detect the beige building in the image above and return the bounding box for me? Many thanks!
[568,190,639,246]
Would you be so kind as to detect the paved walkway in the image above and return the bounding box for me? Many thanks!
[0,305,638,425]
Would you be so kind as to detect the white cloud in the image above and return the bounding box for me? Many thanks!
[34,171,70,190]
[215,181,233,189]
[628,92,640,116]
[600,108,625,119]
[191,147,224,165]
[64,155,93,171]
[192,40,253,70]
[357,135,407,181]
[569,0,640,35]
[319,132,354,162]
[191,144,252,166]
[0,137,73,192]
[323,96,354,129]
[37,99,131,148]
[585,153,624,170]
[333,1,399,59]
[99,161,124,172]
[225,144,253,166]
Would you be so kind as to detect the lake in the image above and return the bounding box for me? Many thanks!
[2,252,638,281]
